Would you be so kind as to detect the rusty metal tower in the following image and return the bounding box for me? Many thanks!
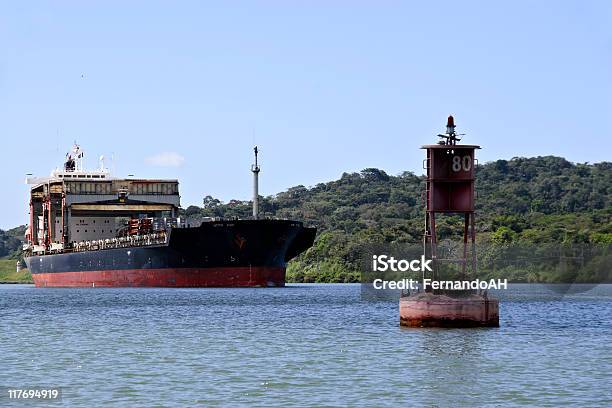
[400,118,498,327]
[422,116,480,284]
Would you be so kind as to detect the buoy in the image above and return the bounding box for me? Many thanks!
[400,117,500,328]
[400,292,499,327]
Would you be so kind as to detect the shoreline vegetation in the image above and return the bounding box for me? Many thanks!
[0,260,32,283]
[2,156,610,284]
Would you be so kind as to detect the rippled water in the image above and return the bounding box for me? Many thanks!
[1,284,611,407]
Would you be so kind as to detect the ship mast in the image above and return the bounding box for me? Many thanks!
[251,146,260,219]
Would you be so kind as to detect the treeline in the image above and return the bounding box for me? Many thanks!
[0,226,26,259]
[2,156,610,283]
[183,156,611,283]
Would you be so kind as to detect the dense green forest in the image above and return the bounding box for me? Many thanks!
[0,226,26,259]
[184,156,611,283]
[1,156,610,283]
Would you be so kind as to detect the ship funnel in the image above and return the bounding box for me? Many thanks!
[251,146,261,219]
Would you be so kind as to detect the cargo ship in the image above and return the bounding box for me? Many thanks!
[23,144,316,287]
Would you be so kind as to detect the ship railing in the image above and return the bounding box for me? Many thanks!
[71,231,168,253]
[198,216,298,223]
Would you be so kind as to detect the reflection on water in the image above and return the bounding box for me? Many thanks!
[0,284,610,407]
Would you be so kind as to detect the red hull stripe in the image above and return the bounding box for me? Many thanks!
[32,267,286,288]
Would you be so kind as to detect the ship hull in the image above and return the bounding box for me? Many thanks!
[25,220,316,288]
[32,267,285,287]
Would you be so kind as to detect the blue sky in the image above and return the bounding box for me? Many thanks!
[0,1,610,228]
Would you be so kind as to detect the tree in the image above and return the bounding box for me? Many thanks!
[203,195,221,209]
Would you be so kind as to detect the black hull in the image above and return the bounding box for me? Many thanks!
[25,220,316,287]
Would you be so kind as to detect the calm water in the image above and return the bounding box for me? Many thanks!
[1,284,611,407]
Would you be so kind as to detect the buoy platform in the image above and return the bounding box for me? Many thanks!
[399,292,499,328]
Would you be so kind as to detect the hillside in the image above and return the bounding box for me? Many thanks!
[184,156,612,283]
[185,156,610,239]
[0,225,26,258]
[1,156,610,283]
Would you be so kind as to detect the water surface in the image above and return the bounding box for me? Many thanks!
[1,284,611,407]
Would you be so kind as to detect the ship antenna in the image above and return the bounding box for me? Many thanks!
[251,146,261,219]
